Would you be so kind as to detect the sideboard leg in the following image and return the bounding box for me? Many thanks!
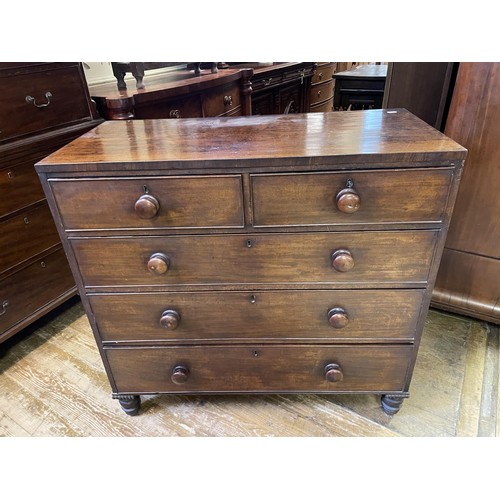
[116,395,141,416]
[381,394,405,415]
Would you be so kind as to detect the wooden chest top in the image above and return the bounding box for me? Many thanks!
[36,109,466,171]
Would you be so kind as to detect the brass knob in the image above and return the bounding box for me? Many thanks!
[169,109,181,118]
[336,179,360,213]
[324,363,343,383]
[171,365,189,385]
[223,95,233,106]
[328,308,349,328]
[134,194,159,219]
[331,249,354,272]
[147,253,170,275]
[160,310,180,330]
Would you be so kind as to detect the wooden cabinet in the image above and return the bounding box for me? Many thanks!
[0,62,102,343]
[431,63,500,324]
[36,109,466,416]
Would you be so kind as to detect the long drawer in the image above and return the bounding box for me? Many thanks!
[0,64,92,142]
[71,230,438,288]
[89,289,424,342]
[251,169,453,227]
[0,202,60,274]
[49,175,244,230]
[0,247,75,336]
[105,344,413,393]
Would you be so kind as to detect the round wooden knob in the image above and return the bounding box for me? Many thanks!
[328,308,349,328]
[171,365,189,385]
[147,253,170,275]
[324,363,343,383]
[331,249,354,272]
[134,194,159,219]
[336,180,360,213]
[160,310,180,330]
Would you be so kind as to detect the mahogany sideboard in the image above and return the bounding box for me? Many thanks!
[36,109,466,415]
[0,62,102,344]
[90,63,315,120]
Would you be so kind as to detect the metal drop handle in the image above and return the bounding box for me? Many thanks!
[1,300,9,316]
[26,91,52,108]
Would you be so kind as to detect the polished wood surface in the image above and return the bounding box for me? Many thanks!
[1,300,498,437]
[432,63,500,324]
[36,109,466,416]
[38,109,466,168]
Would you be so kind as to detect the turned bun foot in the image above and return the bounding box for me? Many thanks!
[381,394,405,415]
[117,395,141,416]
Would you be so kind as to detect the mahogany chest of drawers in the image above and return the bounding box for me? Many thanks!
[36,109,466,416]
[0,62,102,343]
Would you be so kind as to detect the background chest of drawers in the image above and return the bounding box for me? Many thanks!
[0,62,102,344]
[310,62,335,113]
[36,109,466,416]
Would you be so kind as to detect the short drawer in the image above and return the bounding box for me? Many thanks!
[105,344,413,393]
[1,161,45,217]
[134,95,202,119]
[89,289,424,342]
[50,175,244,230]
[202,82,240,117]
[310,98,334,113]
[0,65,92,142]
[72,230,438,288]
[251,169,453,227]
[0,203,60,274]
[312,63,335,84]
[0,247,75,336]
[310,80,334,105]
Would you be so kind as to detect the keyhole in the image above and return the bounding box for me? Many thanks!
[250,294,257,304]
[246,239,252,248]
[143,185,149,194]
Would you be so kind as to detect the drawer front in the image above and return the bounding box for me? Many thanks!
[310,98,334,113]
[105,344,412,393]
[0,161,45,217]
[312,63,335,84]
[0,203,60,274]
[0,65,92,141]
[50,175,244,230]
[202,82,241,117]
[134,95,202,119]
[72,231,437,287]
[89,289,424,342]
[0,247,75,335]
[310,80,334,105]
[251,169,453,227]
